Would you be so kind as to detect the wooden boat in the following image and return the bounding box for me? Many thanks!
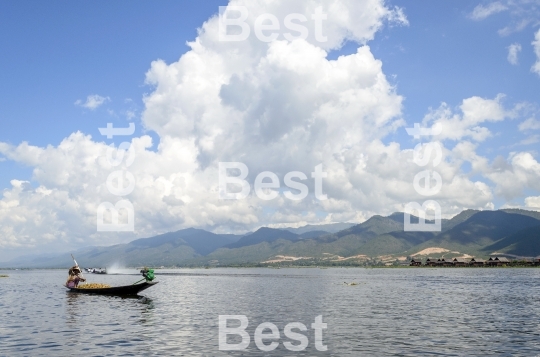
[67,281,158,296]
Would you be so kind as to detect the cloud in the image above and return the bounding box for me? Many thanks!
[0,0,416,255]
[517,134,540,145]
[498,18,530,36]
[422,94,515,142]
[386,6,409,27]
[483,152,540,200]
[470,1,540,36]
[532,29,540,75]
[126,110,137,120]
[0,0,535,258]
[213,0,408,51]
[507,43,522,64]
[519,117,540,131]
[1,131,498,253]
[450,146,540,201]
[75,94,110,110]
[525,195,540,208]
[470,2,508,20]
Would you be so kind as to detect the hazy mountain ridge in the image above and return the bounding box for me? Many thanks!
[410,211,540,257]
[2,229,241,268]
[284,223,355,235]
[2,209,539,268]
[482,224,540,256]
[225,228,299,249]
[130,228,241,255]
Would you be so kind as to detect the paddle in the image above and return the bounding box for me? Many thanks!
[71,254,85,280]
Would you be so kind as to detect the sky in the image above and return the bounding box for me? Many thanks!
[1,0,539,261]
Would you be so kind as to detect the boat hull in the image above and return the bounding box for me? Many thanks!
[68,281,158,296]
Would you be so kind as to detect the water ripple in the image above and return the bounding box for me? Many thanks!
[1,268,540,356]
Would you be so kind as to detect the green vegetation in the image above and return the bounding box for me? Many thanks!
[483,225,540,256]
[404,211,540,258]
[3,209,540,268]
[0,274,9,278]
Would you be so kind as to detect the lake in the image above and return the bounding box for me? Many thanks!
[1,268,540,356]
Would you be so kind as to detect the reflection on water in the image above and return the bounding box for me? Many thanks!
[64,292,154,327]
[1,268,540,356]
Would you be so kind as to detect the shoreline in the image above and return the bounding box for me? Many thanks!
[2,264,540,270]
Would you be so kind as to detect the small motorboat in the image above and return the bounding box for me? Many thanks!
[68,281,158,296]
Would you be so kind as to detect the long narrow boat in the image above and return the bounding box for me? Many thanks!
[67,281,158,296]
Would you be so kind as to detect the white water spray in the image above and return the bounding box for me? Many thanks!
[106,262,137,275]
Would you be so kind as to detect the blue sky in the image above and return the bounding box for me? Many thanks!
[0,1,220,185]
[0,0,539,260]
[1,1,538,188]
[0,2,225,153]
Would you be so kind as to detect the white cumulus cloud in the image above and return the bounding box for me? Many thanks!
[470,1,540,36]
[525,195,540,208]
[519,117,540,131]
[422,94,515,142]
[507,43,522,64]
[470,2,508,20]
[0,0,534,259]
[75,94,110,110]
[484,152,540,200]
[532,29,540,76]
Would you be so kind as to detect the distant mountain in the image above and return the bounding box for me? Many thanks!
[130,228,240,255]
[88,228,241,266]
[1,252,76,269]
[412,211,540,256]
[3,229,241,268]
[299,230,330,239]
[440,209,478,231]
[225,228,299,249]
[350,231,435,257]
[284,223,355,235]
[335,215,404,238]
[482,225,540,257]
[4,209,540,268]
[204,214,427,262]
[197,210,540,264]
[500,209,540,221]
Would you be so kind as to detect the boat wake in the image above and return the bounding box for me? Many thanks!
[106,263,137,275]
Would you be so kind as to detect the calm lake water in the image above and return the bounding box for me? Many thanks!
[1,268,540,356]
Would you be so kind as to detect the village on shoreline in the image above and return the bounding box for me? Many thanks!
[409,256,540,267]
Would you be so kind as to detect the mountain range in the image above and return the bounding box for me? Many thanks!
[2,209,539,268]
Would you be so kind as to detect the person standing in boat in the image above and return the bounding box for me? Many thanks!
[65,266,86,288]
